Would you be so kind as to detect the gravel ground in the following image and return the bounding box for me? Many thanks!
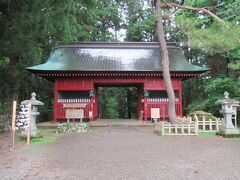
[1,126,240,180]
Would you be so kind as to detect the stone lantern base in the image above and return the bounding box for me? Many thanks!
[219,126,240,135]
[217,132,240,138]
[21,126,38,137]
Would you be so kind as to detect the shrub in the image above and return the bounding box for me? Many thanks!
[57,122,89,133]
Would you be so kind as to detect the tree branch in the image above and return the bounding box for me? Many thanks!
[160,3,224,23]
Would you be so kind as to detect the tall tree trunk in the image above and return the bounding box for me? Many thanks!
[155,0,177,123]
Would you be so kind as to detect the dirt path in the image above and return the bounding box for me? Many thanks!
[1,126,240,180]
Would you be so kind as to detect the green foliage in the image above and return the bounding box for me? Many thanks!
[30,135,59,145]
[177,16,240,54]
[89,0,123,41]
[177,0,240,116]
[98,87,138,119]
[216,0,240,22]
[198,132,216,136]
[188,111,217,121]
[57,122,89,133]
[187,77,240,116]
[228,61,240,70]
[0,103,7,114]
[124,0,155,41]
[175,0,240,57]
[17,127,59,144]
[227,48,240,59]
[0,0,97,117]
[105,97,119,119]
[0,57,10,69]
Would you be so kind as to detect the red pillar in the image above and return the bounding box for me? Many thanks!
[90,97,94,121]
[54,81,58,122]
[179,81,183,117]
[93,95,97,120]
[144,96,148,121]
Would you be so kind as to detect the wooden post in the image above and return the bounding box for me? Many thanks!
[168,122,171,134]
[26,103,32,145]
[194,114,199,131]
[11,101,17,150]
[194,122,198,134]
[209,119,212,131]
[203,116,206,132]
[189,116,192,123]
[187,123,190,134]
[181,123,184,134]
[161,122,164,135]
[234,108,237,127]
[216,118,219,131]
[175,124,177,134]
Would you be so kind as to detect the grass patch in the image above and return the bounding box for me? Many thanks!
[17,127,60,145]
[197,132,217,136]
[225,137,240,141]
[216,132,240,139]
[30,134,59,144]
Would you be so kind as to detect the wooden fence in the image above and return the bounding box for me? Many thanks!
[176,115,224,132]
[195,117,223,132]
[155,121,197,136]
[154,115,224,136]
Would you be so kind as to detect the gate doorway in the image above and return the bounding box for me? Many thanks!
[96,85,142,120]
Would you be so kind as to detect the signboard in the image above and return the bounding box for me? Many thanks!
[63,104,87,108]
[16,104,31,130]
[66,109,84,119]
[151,108,160,119]
[89,111,93,118]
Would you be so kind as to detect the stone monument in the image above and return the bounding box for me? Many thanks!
[21,92,44,136]
[215,91,239,135]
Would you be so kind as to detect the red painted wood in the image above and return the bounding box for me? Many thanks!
[53,76,183,121]
[143,96,147,120]
[146,102,181,120]
[93,95,98,120]
[54,82,58,122]
[93,77,145,84]
[179,80,183,117]
[56,102,92,119]
[144,78,181,90]
[55,78,93,90]
[137,87,144,119]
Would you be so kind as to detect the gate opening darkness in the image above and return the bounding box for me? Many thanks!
[97,86,138,119]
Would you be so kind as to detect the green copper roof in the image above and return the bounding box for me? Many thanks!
[27,42,209,73]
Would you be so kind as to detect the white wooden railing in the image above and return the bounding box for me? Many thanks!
[155,121,197,136]
[194,115,223,132]
[155,115,224,136]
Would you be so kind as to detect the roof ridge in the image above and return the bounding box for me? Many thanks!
[57,41,180,49]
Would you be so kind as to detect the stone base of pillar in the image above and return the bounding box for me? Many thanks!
[219,126,240,135]
[21,128,38,137]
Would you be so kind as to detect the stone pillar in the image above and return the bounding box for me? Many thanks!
[21,92,44,137]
